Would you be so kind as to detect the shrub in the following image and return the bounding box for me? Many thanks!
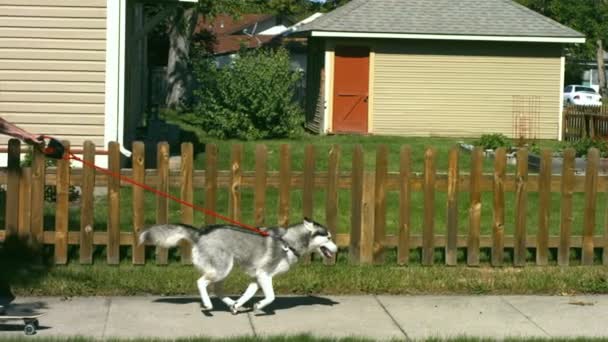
[164,47,304,140]
[564,138,608,158]
[474,133,512,150]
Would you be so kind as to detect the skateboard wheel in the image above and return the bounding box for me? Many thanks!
[24,323,36,335]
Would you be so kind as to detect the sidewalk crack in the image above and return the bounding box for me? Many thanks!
[247,311,257,337]
[500,296,551,337]
[101,297,112,339]
[374,295,411,341]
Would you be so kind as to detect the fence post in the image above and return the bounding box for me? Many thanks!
[582,148,599,266]
[350,145,363,264]
[254,144,267,227]
[132,141,145,265]
[514,148,528,267]
[467,147,482,266]
[18,167,31,238]
[229,144,243,223]
[536,149,552,266]
[360,171,375,265]
[373,145,388,264]
[278,144,291,227]
[54,140,70,265]
[80,141,96,264]
[446,146,459,266]
[558,148,575,266]
[422,147,436,266]
[302,144,315,264]
[325,145,340,265]
[156,142,169,265]
[5,139,20,237]
[398,146,411,265]
[205,144,218,225]
[180,142,194,264]
[107,141,121,265]
[30,145,45,244]
[492,148,506,266]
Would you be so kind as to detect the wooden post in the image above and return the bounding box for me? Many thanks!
[514,148,528,267]
[582,148,599,265]
[131,142,145,265]
[350,145,363,264]
[254,145,267,227]
[54,140,70,265]
[325,145,340,265]
[467,147,482,267]
[446,146,459,266]
[492,148,506,267]
[5,139,20,237]
[558,148,575,266]
[536,149,552,266]
[398,146,411,265]
[156,142,169,265]
[422,147,436,266]
[18,167,31,238]
[30,146,45,244]
[360,172,375,264]
[373,145,388,264]
[205,144,218,225]
[80,141,96,264]
[302,145,315,264]
[229,144,243,222]
[180,142,194,264]
[278,144,291,227]
[107,141,121,265]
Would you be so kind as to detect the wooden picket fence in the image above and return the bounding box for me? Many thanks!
[563,105,608,141]
[1,139,608,267]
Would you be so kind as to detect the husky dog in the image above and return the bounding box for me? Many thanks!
[139,218,337,314]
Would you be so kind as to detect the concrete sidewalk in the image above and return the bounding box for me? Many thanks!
[1,295,607,340]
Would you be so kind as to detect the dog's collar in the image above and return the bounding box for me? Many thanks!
[278,237,300,258]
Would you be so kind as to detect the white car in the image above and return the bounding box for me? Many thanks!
[563,85,602,106]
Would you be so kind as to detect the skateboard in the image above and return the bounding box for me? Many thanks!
[0,309,43,335]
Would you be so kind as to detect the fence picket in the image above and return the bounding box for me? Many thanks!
[30,146,45,244]
[398,146,411,265]
[132,141,145,265]
[374,145,388,264]
[559,148,575,266]
[423,147,436,266]
[156,142,169,265]
[229,144,243,222]
[107,141,121,265]
[492,148,506,266]
[325,145,340,265]
[54,140,70,265]
[80,141,96,264]
[5,139,20,237]
[205,144,218,225]
[514,148,529,267]
[467,147,482,266]
[180,142,194,264]
[582,148,599,265]
[278,144,291,227]
[350,145,363,264]
[536,149,552,266]
[302,145,315,264]
[446,146,459,266]
[254,145,267,227]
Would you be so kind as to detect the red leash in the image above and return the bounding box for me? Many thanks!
[41,136,269,237]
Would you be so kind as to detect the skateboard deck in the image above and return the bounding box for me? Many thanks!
[0,310,44,335]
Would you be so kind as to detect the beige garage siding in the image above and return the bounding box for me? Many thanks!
[371,40,562,139]
[0,0,106,147]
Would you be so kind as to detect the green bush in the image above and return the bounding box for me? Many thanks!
[164,47,304,140]
[564,137,608,158]
[474,133,512,150]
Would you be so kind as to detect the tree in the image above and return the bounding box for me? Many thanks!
[516,0,608,95]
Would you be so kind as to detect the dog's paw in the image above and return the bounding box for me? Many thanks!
[201,304,213,312]
[230,304,240,315]
[252,303,264,315]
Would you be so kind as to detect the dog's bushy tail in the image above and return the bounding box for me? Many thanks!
[138,224,199,248]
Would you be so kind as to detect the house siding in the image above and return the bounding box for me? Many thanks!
[370,40,563,139]
[0,0,107,147]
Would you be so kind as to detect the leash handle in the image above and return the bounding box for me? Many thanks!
[39,135,65,159]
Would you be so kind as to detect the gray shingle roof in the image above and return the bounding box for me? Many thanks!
[295,0,584,39]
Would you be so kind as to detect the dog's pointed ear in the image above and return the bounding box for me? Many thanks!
[303,218,314,232]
